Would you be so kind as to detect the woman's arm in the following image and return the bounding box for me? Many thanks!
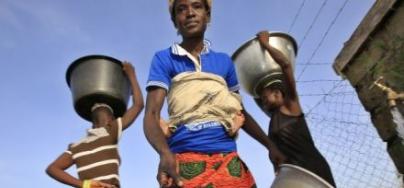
[144,87,183,187]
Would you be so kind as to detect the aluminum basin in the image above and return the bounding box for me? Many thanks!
[271,164,334,188]
[66,55,130,121]
[232,32,297,98]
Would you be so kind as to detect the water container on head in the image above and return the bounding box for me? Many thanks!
[66,55,130,121]
[232,32,298,98]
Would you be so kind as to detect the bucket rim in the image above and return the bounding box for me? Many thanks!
[231,31,298,62]
[66,55,122,87]
[279,164,335,188]
[252,72,283,98]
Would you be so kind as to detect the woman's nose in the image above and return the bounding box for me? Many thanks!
[186,7,196,17]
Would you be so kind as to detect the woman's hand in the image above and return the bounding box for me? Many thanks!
[157,151,183,188]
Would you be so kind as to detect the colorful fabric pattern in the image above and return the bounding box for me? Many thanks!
[176,152,256,188]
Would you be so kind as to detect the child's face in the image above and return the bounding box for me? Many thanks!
[91,108,114,128]
[260,87,283,111]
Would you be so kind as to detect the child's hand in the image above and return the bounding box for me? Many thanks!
[122,61,135,76]
[90,180,116,188]
[257,31,270,47]
[159,118,172,138]
[268,145,287,173]
[232,111,245,133]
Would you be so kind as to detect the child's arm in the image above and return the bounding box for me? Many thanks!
[257,31,298,100]
[241,108,286,172]
[46,152,116,188]
[121,62,144,130]
[46,152,82,187]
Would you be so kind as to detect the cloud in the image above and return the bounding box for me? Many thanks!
[0,0,22,49]
[0,160,16,185]
[0,1,24,31]
[0,0,90,43]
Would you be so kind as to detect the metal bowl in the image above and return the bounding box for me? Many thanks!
[232,32,297,98]
[66,55,130,121]
[271,164,335,188]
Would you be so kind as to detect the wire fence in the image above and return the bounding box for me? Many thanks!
[276,0,402,186]
[302,80,403,188]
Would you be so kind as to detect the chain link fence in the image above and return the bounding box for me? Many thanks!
[303,80,403,188]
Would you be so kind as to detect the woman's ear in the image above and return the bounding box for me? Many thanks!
[172,17,178,28]
[207,10,211,24]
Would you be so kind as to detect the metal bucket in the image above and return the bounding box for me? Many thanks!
[66,55,130,121]
[232,32,297,98]
[271,164,334,188]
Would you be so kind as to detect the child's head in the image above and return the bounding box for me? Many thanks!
[90,103,115,127]
[258,81,285,112]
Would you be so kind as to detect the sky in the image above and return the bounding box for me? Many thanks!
[0,0,376,187]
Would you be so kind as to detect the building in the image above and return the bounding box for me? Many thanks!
[333,0,404,176]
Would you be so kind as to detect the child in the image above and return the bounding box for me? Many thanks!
[46,62,144,188]
[256,31,336,187]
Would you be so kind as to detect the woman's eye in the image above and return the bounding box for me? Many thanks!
[176,6,187,14]
[193,4,203,9]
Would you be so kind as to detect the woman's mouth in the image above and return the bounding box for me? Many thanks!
[185,21,198,28]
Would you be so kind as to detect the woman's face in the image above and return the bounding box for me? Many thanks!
[173,0,210,38]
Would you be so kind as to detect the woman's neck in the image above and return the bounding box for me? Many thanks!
[180,36,205,58]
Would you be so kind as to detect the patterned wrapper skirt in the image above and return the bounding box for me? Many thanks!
[176,152,256,188]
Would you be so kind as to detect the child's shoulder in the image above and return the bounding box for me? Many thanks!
[107,117,122,128]
[104,117,124,140]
